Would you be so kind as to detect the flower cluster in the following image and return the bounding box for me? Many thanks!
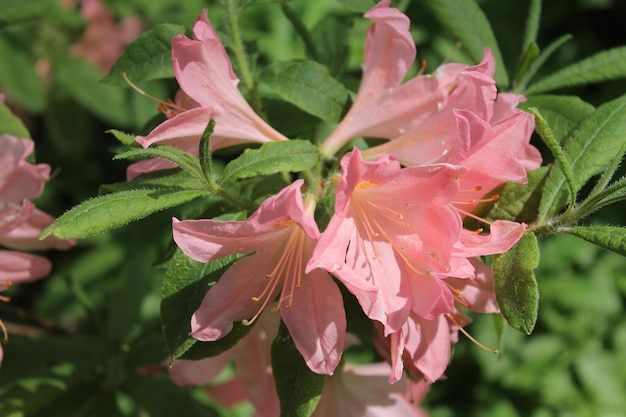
[139,0,541,414]
[0,133,75,363]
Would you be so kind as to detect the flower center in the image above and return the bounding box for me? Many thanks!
[242,225,307,326]
[352,182,433,276]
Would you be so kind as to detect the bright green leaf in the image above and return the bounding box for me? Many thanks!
[100,169,205,195]
[493,232,540,335]
[519,95,594,141]
[564,226,626,257]
[0,102,30,138]
[0,0,51,26]
[220,140,319,185]
[530,107,577,208]
[101,24,185,87]
[113,145,205,183]
[272,320,325,417]
[514,34,572,94]
[527,45,626,94]
[516,42,540,87]
[259,60,350,123]
[161,249,251,360]
[424,0,509,87]
[106,129,138,146]
[40,188,206,239]
[538,93,626,219]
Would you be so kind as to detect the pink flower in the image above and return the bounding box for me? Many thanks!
[0,135,50,202]
[319,0,445,157]
[173,180,346,375]
[311,362,428,417]
[362,53,542,205]
[70,0,142,72]
[134,11,288,172]
[307,149,464,335]
[1,135,75,365]
[0,135,75,285]
[169,312,280,417]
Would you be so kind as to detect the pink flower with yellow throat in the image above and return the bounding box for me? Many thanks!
[129,10,287,179]
[172,180,346,375]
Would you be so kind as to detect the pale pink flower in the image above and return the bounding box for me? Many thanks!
[169,312,280,417]
[0,135,50,202]
[377,258,504,383]
[173,180,345,375]
[307,149,464,335]
[311,362,428,417]
[70,0,142,72]
[134,11,288,165]
[0,135,75,365]
[319,0,445,157]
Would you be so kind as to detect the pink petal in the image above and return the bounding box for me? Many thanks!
[170,13,287,144]
[319,1,445,156]
[0,135,50,202]
[282,265,346,375]
[0,250,51,284]
[0,207,75,251]
[190,251,284,341]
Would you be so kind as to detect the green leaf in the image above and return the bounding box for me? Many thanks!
[221,140,319,185]
[40,188,206,239]
[0,0,51,26]
[538,93,626,219]
[514,34,572,94]
[101,24,185,87]
[527,46,626,94]
[259,60,350,123]
[272,320,325,417]
[100,169,205,195]
[515,42,540,87]
[564,226,626,257]
[520,0,542,55]
[199,118,218,186]
[468,167,549,228]
[161,249,251,360]
[114,145,206,183]
[0,102,30,138]
[54,57,129,125]
[530,107,577,208]
[106,129,138,146]
[493,232,540,335]
[0,35,45,112]
[424,0,509,87]
[519,95,594,141]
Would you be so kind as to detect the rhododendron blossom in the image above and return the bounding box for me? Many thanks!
[319,0,446,158]
[307,148,465,335]
[173,180,345,375]
[134,10,288,168]
[0,135,74,284]
[1,135,75,365]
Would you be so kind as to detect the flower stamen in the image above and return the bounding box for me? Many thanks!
[447,314,499,354]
